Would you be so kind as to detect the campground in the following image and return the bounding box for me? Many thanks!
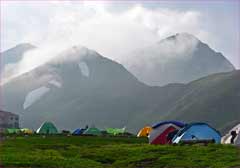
[0,135,240,168]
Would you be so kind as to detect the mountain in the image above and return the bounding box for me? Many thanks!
[1,44,239,133]
[125,33,235,86]
[0,43,36,80]
[1,43,36,67]
[1,46,169,131]
[141,70,240,134]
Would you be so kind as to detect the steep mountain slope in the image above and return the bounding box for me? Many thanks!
[126,33,235,86]
[2,46,185,131]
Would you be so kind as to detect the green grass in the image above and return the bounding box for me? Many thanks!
[0,135,240,168]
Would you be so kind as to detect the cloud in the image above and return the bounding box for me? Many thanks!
[1,46,61,84]
[36,4,203,62]
[2,1,237,83]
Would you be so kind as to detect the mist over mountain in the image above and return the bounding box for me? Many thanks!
[1,42,239,133]
[1,43,35,66]
[126,33,235,86]
[1,46,157,130]
[0,43,36,82]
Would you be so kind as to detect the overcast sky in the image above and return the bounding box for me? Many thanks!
[1,0,240,68]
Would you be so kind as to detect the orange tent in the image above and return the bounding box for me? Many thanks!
[137,126,152,137]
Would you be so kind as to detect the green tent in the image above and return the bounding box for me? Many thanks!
[5,128,21,134]
[106,127,125,135]
[83,127,102,136]
[36,122,58,134]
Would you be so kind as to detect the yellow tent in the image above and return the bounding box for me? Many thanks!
[137,126,152,137]
[21,128,33,134]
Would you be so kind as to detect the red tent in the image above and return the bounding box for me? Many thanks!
[149,121,185,145]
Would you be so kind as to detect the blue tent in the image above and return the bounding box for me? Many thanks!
[172,123,221,144]
[152,120,185,129]
[72,128,85,135]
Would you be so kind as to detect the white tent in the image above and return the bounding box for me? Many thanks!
[221,123,240,146]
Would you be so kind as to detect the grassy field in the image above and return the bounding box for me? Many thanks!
[0,135,240,168]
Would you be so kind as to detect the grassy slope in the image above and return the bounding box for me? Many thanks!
[0,136,240,168]
[161,70,240,133]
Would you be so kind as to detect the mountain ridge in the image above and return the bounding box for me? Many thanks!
[1,37,239,133]
[125,33,235,86]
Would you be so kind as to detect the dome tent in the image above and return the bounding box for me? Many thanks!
[72,128,86,135]
[236,134,240,146]
[172,123,221,144]
[36,121,58,134]
[106,127,125,135]
[137,126,152,137]
[149,121,185,144]
[222,123,240,146]
[83,126,102,136]
[5,128,21,134]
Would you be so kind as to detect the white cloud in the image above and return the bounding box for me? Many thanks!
[2,2,203,56]
[1,1,238,83]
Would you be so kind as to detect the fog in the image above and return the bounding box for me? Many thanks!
[1,2,239,84]
[1,3,206,83]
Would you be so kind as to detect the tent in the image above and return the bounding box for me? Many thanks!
[221,123,240,146]
[106,127,125,135]
[72,128,86,135]
[137,126,152,137]
[36,122,58,134]
[21,128,33,134]
[83,127,102,136]
[236,133,240,146]
[5,128,21,134]
[172,123,221,144]
[149,121,185,144]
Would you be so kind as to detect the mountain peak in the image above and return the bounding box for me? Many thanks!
[164,32,199,42]
[1,43,36,67]
[62,45,94,55]
[176,32,197,38]
[51,45,100,64]
[13,43,36,50]
[71,45,87,50]
[128,32,235,86]
[2,43,36,54]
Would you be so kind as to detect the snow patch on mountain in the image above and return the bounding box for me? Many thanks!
[48,79,62,88]
[23,86,50,109]
[78,62,90,77]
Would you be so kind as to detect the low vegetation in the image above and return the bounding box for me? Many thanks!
[0,135,240,168]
